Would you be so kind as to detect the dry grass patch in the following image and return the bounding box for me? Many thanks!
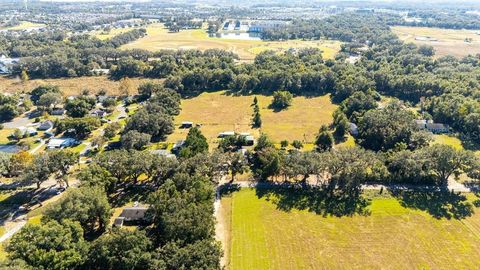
[167,92,336,144]
[121,23,341,60]
[392,26,480,58]
[0,76,162,96]
[0,21,45,31]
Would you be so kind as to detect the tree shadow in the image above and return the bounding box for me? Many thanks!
[255,184,371,217]
[390,188,474,219]
[108,184,153,208]
[217,183,241,198]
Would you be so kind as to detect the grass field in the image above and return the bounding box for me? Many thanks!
[93,27,137,40]
[0,76,162,96]
[0,21,45,31]
[392,26,480,58]
[167,91,337,144]
[121,23,341,60]
[432,134,464,150]
[222,188,480,270]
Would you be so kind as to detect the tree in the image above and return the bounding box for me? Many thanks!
[86,229,153,270]
[30,85,60,104]
[118,77,134,96]
[43,187,112,235]
[7,151,33,177]
[179,127,208,158]
[48,150,78,187]
[148,174,215,244]
[121,130,151,150]
[65,96,96,118]
[21,153,51,189]
[36,92,63,112]
[151,240,222,270]
[270,90,293,110]
[419,145,477,186]
[138,81,163,100]
[7,220,88,270]
[78,163,117,193]
[333,111,349,139]
[227,152,248,182]
[251,96,262,128]
[56,117,101,139]
[357,103,417,151]
[124,109,174,141]
[280,140,289,149]
[20,70,29,82]
[315,125,334,152]
[291,140,303,149]
[104,122,121,139]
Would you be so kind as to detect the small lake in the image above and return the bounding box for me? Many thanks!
[210,32,262,41]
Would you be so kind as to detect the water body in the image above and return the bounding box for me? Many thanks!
[210,32,262,41]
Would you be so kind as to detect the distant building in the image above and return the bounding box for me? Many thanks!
[415,120,449,134]
[14,127,37,137]
[50,108,66,116]
[425,123,449,134]
[218,131,235,138]
[180,121,193,128]
[47,138,78,149]
[172,140,185,154]
[248,20,288,33]
[151,149,176,159]
[91,109,107,118]
[0,55,19,74]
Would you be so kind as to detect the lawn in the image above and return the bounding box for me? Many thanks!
[121,23,341,61]
[167,91,337,144]
[222,188,480,270]
[392,26,480,58]
[432,134,464,150]
[0,76,162,97]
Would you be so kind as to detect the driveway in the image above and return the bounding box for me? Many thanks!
[3,116,31,129]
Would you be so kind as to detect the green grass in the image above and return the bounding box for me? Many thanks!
[432,134,464,150]
[223,188,480,270]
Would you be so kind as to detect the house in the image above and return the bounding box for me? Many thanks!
[172,140,185,154]
[0,55,19,74]
[90,68,110,75]
[349,123,359,136]
[415,120,449,134]
[425,123,449,134]
[14,127,37,137]
[151,149,176,159]
[47,138,78,149]
[37,120,54,131]
[51,108,66,116]
[245,135,255,146]
[218,131,235,138]
[248,20,288,33]
[113,205,149,227]
[91,109,107,118]
[180,121,193,128]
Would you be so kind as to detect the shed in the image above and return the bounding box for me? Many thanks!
[245,135,255,146]
[349,123,359,136]
[218,131,235,138]
[180,121,193,128]
[425,123,449,134]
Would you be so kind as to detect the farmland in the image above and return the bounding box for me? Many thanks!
[167,91,337,144]
[222,188,480,270]
[392,26,480,58]
[0,76,162,96]
[120,23,342,61]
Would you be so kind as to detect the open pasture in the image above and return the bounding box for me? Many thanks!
[0,21,45,31]
[222,188,480,270]
[167,91,337,144]
[121,23,341,61]
[392,26,480,58]
[0,76,162,97]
